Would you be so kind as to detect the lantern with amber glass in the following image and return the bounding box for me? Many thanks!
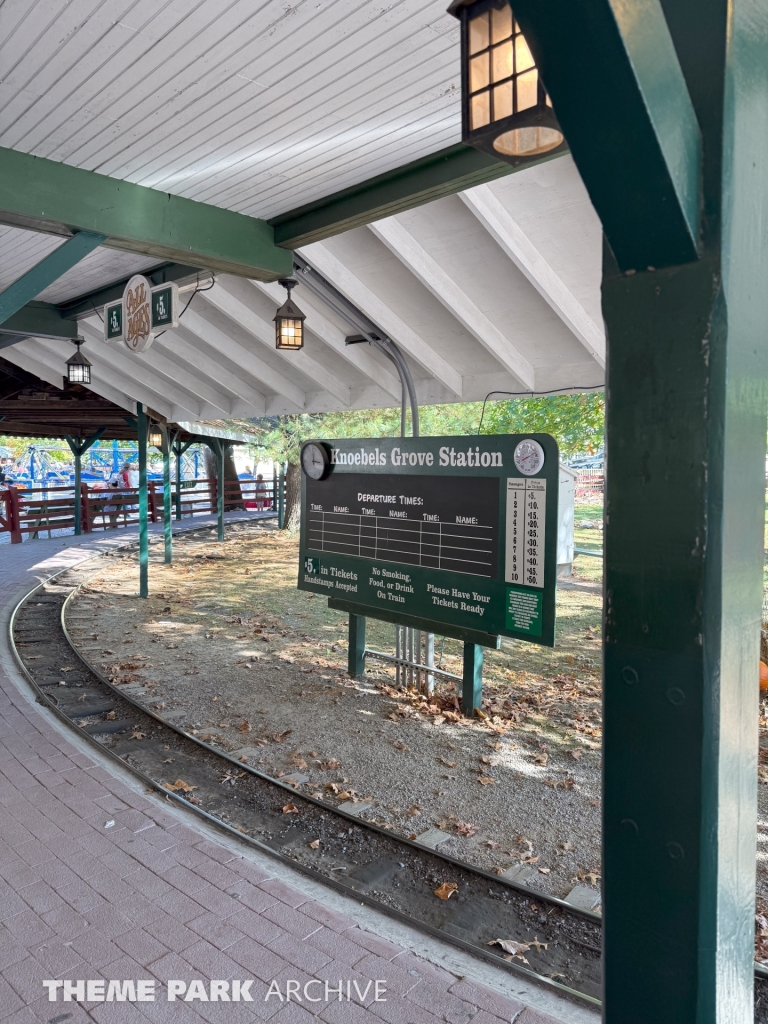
[66,340,92,384]
[148,426,163,448]
[274,279,306,351]
[448,0,565,162]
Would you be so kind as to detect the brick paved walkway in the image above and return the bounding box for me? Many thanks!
[0,521,589,1024]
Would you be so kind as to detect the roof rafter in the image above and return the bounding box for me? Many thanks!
[164,326,267,416]
[80,319,235,417]
[370,217,536,390]
[180,307,305,411]
[249,279,401,401]
[460,186,606,368]
[300,243,463,397]
[201,281,351,407]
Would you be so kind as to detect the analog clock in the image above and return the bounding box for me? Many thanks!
[301,442,330,480]
[513,438,545,476]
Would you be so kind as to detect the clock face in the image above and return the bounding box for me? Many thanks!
[513,438,545,476]
[301,442,329,480]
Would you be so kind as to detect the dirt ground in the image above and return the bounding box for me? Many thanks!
[61,511,768,917]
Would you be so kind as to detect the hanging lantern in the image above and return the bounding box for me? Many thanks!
[148,426,163,448]
[273,279,306,351]
[66,340,91,384]
[448,0,565,162]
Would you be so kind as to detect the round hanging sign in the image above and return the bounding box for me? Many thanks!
[123,274,154,352]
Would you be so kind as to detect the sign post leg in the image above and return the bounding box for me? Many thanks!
[137,402,148,599]
[462,642,483,717]
[217,443,225,542]
[348,614,366,678]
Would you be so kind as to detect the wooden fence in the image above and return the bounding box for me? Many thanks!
[574,467,604,502]
[0,478,275,543]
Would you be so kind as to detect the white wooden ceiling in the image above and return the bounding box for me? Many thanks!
[1,157,604,424]
[0,0,462,220]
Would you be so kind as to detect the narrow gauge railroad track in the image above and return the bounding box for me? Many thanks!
[8,531,768,1018]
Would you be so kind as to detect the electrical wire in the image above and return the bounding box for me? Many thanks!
[476,384,605,434]
[154,274,216,340]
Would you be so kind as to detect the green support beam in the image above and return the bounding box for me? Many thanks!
[269,143,561,249]
[540,0,768,1018]
[160,425,172,565]
[137,403,149,599]
[0,232,106,326]
[1,301,80,340]
[0,147,293,282]
[512,0,701,271]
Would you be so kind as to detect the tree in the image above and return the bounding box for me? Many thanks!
[480,392,604,457]
[235,391,604,530]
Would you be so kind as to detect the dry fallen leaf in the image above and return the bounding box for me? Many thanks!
[406,805,422,818]
[282,803,299,814]
[488,938,531,954]
[77,694,86,703]
[309,839,320,849]
[571,749,583,760]
[393,740,409,751]
[434,882,458,900]
[523,855,540,865]
[456,821,478,837]
[477,776,496,786]
[164,779,197,793]
[129,730,145,740]
[530,937,549,952]
[238,720,251,733]
[438,757,457,768]
[474,707,488,720]
[538,867,551,875]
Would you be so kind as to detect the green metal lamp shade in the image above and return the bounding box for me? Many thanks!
[448,0,566,163]
[274,279,306,351]
[66,341,92,384]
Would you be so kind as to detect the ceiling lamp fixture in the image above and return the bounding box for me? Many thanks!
[66,339,92,384]
[448,0,566,162]
[274,279,306,351]
[148,425,163,448]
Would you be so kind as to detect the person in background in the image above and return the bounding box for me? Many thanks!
[104,477,122,528]
[255,473,267,511]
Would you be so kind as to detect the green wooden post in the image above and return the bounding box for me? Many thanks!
[462,642,482,717]
[161,426,172,564]
[174,438,182,521]
[217,442,225,542]
[348,614,366,678]
[137,403,148,599]
[72,448,82,536]
[595,8,768,1022]
[65,430,104,539]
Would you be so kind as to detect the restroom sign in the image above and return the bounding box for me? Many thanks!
[104,276,180,352]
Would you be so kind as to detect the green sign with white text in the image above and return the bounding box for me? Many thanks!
[297,435,558,648]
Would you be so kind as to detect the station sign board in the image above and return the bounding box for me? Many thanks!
[297,435,558,647]
[104,275,180,352]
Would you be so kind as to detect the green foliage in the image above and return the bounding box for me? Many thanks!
[480,392,604,457]
[236,392,604,464]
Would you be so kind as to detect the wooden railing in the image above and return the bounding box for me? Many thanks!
[0,478,276,543]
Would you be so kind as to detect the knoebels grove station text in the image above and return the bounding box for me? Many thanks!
[329,445,504,468]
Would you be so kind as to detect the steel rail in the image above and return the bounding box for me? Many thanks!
[12,521,765,1008]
